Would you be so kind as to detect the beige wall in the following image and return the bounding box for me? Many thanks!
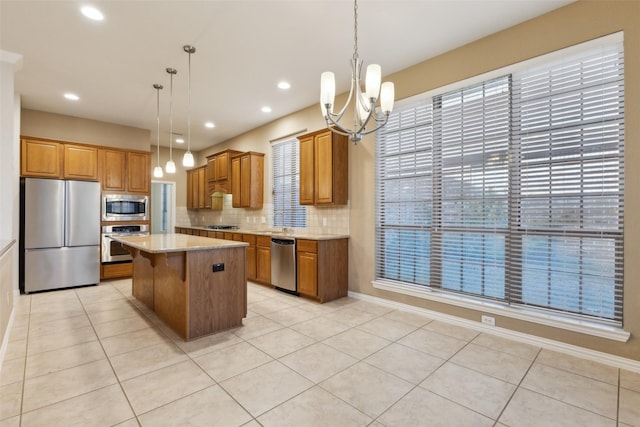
[21,109,150,152]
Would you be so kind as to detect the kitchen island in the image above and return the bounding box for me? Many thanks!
[111,233,248,341]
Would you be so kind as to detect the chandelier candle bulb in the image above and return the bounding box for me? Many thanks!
[380,82,395,114]
[365,64,381,100]
[320,71,335,113]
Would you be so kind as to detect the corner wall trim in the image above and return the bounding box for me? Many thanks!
[349,290,640,373]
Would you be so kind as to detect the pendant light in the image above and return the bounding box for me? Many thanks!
[165,67,177,174]
[182,45,196,167]
[153,83,164,178]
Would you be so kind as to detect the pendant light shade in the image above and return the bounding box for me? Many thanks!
[165,160,176,174]
[182,151,194,167]
[182,45,196,168]
[153,83,164,178]
[165,67,177,174]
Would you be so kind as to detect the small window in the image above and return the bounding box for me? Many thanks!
[272,137,306,228]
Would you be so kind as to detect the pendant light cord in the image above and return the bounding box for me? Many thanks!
[156,85,161,166]
[168,71,174,161]
[187,49,191,153]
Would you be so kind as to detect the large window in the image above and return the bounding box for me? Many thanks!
[376,36,624,324]
[272,137,306,228]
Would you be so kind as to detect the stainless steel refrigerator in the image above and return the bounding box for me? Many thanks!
[20,178,100,293]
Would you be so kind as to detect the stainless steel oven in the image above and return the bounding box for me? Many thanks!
[101,224,148,263]
[102,194,149,222]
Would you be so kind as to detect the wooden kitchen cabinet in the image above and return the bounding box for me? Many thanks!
[197,167,208,208]
[64,144,98,180]
[206,149,242,193]
[21,138,63,178]
[126,152,150,193]
[296,238,348,303]
[187,166,211,209]
[21,138,99,181]
[298,129,348,205]
[242,234,257,281]
[186,168,198,209]
[256,235,271,284]
[99,148,150,193]
[296,239,318,297]
[100,149,126,191]
[231,152,264,208]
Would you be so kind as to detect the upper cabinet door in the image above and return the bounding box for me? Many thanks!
[314,131,334,205]
[63,144,98,180]
[299,135,315,205]
[21,138,63,179]
[215,152,229,181]
[297,129,347,206]
[127,152,150,193]
[100,149,126,191]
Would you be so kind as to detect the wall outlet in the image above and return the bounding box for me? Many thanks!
[481,315,495,326]
[261,216,266,223]
[322,217,328,227]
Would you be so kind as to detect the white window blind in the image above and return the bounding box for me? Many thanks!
[509,42,625,321]
[376,102,434,285]
[375,37,624,324]
[272,137,306,228]
[435,77,511,299]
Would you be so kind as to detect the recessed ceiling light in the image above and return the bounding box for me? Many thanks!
[64,93,80,101]
[176,138,184,144]
[81,6,104,21]
[205,122,215,129]
[261,106,272,113]
[277,81,291,90]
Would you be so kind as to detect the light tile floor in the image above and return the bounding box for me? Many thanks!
[1,279,639,426]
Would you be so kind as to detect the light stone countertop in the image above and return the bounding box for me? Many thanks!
[176,225,349,241]
[111,233,248,254]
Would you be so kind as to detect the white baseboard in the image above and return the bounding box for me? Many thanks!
[348,290,640,373]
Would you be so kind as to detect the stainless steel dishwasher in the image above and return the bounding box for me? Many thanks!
[271,237,297,293]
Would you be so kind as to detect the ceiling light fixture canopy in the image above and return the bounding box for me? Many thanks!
[153,83,164,178]
[320,0,394,144]
[182,45,196,168]
[165,67,177,174]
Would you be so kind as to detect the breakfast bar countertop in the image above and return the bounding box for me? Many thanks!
[110,233,248,254]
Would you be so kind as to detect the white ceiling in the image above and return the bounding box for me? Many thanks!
[1,0,573,152]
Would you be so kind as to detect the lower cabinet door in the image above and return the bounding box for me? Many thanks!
[297,251,317,297]
[256,246,271,284]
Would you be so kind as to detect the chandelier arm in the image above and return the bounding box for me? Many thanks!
[330,58,359,121]
[324,113,363,137]
[358,112,391,137]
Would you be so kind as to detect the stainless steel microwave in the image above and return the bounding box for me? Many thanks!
[102,194,148,221]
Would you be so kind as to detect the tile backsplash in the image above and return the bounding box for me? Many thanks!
[178,194,349,235]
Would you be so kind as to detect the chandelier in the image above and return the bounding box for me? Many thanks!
[320,0,394,144]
